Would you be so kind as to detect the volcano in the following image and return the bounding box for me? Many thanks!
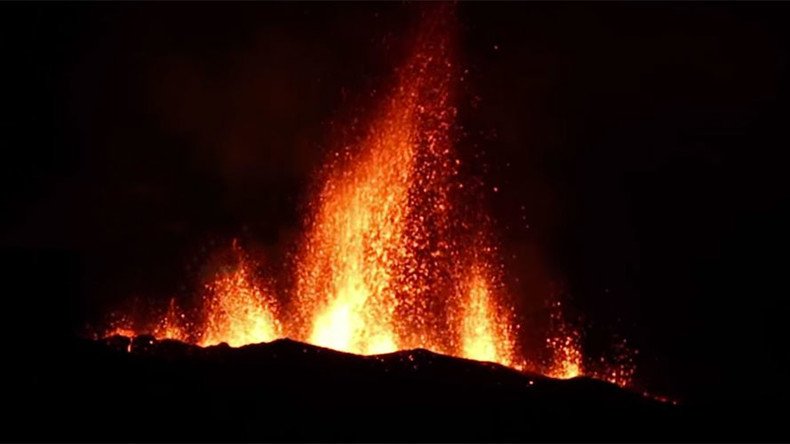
[4,1,790,442]
[12,335,675,442]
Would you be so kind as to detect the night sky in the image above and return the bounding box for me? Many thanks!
[2,2,788,407]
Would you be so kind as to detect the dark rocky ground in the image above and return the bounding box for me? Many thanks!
[1,251,788,442]
[0,334,724,442]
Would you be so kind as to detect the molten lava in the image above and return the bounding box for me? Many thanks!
[459,267,516,366]
[153,298,188,341]
[544,301,583,379]
[200,243,281,347]
[547,330,583,379]
[293,7,515,362]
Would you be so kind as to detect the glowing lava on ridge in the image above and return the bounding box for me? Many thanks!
[199,241,282,347]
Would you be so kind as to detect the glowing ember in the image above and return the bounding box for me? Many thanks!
[153,298,188,341]
[546,301,583,379]
[105,325,137,339]
[200,242,281,347]
[102,311,138,340]
[588,338,637,388]
[547,331,583,379]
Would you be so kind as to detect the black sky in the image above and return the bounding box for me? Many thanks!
[1,2,788,406]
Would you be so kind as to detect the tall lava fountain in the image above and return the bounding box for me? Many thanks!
[293,6,516,365]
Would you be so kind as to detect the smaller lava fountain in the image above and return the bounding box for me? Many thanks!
[546,301,584,379]
[459,265,517,366]
[199,241,281,347]
[104,241,281,348]
[152,298,188,342]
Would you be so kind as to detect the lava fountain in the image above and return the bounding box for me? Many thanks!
[200,241,282,347]
[293,5,517,364]
[152,298,188,342]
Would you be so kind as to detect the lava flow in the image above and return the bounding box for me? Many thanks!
[96,5,634,388]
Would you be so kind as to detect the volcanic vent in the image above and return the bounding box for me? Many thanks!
[99,4,631,388]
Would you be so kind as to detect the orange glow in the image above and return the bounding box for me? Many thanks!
[105,326,137,339]
[588,338,637,388]
[547,332,583,379]
[544,306,636,387]
[102,313,138,340]
[459,268,515,366]
[200,243,281,347]
[153,298,188,341]
[545,301,583,379]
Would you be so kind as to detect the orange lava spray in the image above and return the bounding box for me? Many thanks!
[200,241,281,347]
[294,5,517,364]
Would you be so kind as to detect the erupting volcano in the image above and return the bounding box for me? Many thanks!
[13,0,790,441]
[97,5,629,387]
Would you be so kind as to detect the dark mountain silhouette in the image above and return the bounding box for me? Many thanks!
[9,334,685,442]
